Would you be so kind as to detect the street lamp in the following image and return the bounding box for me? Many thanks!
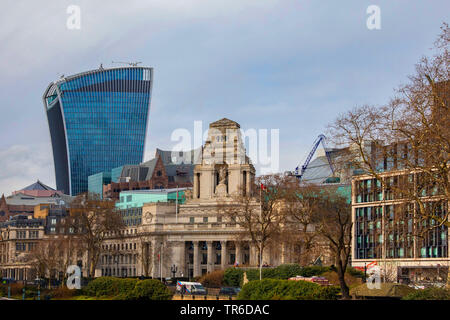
[160,242,163,282]
[171,264,178,279]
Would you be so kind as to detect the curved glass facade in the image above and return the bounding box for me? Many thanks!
[43,67,153,196]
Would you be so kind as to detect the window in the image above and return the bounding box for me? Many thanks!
[127,195,132,202]
[189,217,195,224]
[203,217,208,223]
[157,170,162,177]
[16,243,26,251]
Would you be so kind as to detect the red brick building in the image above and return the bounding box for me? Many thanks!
[103,149,196,200]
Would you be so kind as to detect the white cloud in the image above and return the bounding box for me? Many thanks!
[0,144,55,196]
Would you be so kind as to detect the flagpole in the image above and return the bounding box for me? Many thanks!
[259,184,262,281]
[176,185,179,223]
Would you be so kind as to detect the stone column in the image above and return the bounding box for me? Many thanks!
[193,241,201,278]
[281,242,287,264]
[151,240,157,278]
[246,172,252,196]
[221,241,228,269]
[179,242,186,278]
[235,241,242,265]
[249,243,257,266]
[206,241,214,273]
[194,173,199,199]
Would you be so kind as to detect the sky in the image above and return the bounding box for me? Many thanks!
[0,0,448,196]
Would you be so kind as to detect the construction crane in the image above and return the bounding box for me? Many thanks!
[293,134,335,181]
[111,61,142,67]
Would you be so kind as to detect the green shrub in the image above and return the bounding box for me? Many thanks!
[127,279,172,300]
[84,277,171,300]
[346,267,364,278]
[403,288,450,300]
[298,266,331,277]
[237,279,338,300]
[224,268,244,287]
[274,264,305,279]
[84,277,138,297]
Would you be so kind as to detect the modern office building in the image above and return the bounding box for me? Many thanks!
[43,66,153,196]
[351,170,449,285]
[88,171,112,199]
[116,188,188,227]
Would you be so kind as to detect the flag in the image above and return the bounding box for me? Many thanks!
[260,183,267,191]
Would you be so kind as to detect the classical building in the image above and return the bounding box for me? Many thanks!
[98,118,298,279]
[43,66,153,195]
[0,206,92,282]
[0,215,45,281]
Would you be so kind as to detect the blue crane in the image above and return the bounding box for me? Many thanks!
[294,134,335,181]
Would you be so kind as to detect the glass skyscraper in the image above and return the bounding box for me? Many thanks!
[43,66,153,196]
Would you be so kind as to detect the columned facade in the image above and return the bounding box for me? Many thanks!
[96,119,297,279]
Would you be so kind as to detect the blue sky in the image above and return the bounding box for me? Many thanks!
[0,0,448,195]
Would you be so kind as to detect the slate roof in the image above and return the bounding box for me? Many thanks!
[156,148,202,165]
[21,180,55,191]
[5,193,73,206]
[120,157,158,182]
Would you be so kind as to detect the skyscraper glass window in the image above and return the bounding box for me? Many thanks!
[43,67,153,195]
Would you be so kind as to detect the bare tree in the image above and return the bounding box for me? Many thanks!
[136,234,153,277]
[219,174,288,279]
[27,235,82,287]
[282,181,322,265]
[67,193,125,277]
[314,187,352,299]
[328,23,449,230]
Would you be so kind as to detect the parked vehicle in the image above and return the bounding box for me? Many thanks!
[176,281,207,295]
[219,287,241,296]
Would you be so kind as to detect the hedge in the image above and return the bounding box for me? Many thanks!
[403,288,450,300]
[224,265,331,287]
[127,279,173,300]
[84,277,172,300]
[84,277,139,297]
[237,279,339,300]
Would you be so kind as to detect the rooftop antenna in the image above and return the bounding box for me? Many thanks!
[111,61,142,67]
